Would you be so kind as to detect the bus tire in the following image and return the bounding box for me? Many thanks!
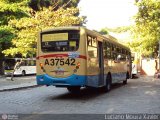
[67,86,81,93]
[123,72,129,84]
[102,74,112,92]
[22,70,26,76]
[123,79,127,84]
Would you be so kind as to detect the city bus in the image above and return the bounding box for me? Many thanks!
[36,26,131,93]
[4,58,36,76]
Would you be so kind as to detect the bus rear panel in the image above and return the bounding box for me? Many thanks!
[36,27,87,87]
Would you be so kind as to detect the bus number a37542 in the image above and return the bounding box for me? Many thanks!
[44,58,76,66]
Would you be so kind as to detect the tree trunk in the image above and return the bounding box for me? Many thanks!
[0,59,4,75]
[0,53,4,75]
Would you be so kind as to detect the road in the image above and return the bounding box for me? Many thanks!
[0,76,160,119]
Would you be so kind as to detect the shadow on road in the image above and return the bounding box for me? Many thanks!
[5,74,36,77]
[49,82,125,100]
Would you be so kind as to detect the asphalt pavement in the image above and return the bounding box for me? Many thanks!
[0,75,160,115]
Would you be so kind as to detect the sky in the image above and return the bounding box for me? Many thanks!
[78,0,138,31]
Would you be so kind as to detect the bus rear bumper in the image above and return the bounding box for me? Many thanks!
[36,74,86,87]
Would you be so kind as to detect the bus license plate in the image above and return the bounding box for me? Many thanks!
[56,71,64,75]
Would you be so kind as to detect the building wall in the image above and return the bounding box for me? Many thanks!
[141,59,158,76]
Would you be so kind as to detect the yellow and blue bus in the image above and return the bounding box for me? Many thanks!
[36,26,131,93]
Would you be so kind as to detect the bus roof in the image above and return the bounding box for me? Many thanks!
[83,27,130,52]
[40,26,130,52]
[40,26,81,33]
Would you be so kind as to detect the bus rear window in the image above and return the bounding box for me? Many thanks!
[41,30,80,52]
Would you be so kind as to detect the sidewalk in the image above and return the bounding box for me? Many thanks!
[0,75,40,92]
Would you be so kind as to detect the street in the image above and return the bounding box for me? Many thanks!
[0,76,160,119]
[0,76,160,114]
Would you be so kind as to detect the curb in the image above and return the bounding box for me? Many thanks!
[0,85,42,92]
[0,76,5,78]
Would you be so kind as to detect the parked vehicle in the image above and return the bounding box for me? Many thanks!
[4,58,36,76]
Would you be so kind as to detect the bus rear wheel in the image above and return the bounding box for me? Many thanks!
[123,72,129,84]
[123,79,127,84]
[102,74,112,92]
[67,86,81,93]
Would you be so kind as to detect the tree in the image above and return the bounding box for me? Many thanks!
[99,28,109,35]
[0,0,84,75]
[130,0,160,57]
[28,0,80,11]
[3,7,85,57]
[0,0,29,75]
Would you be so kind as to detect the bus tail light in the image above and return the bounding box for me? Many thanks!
[77,62,80,67]
[74,62,80,73]
[39,63,46,72]
[39,63,43,67]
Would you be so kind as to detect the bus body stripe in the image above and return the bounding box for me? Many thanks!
[36,54,87,60]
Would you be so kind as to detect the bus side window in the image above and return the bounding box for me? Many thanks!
[30,60,36,66]
[103,41,111,59]
[87,36,92,46]
[27,60,30,66]
[116,47,120,53]
[87,35,97,58]
[113,53,117,60]
[30,60,34,66]
[24,61,27,65]
[34,60,36,65]
[88,46,97,58]
[20,61,25,66]
[92,37,97,47]
[106,43,111,59]
[103,42,107,58]
[122,55,125,61]
[111,44,117,60]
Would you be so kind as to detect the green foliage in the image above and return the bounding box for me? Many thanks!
[3,7,85,57]
[109,26,131,33]
[28,0,50,11]
[0,0,83,74]
[28,0,80,11]
[0,0,29,74]
[0,0,29,49]
[0,26,15,44]
[99,28,109,35]
[0,0,84,58]
[0,26,15,56]
[0,0,29,61]
[100,26,131,35]
[0,1,29,25]
[130,0,160,57]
